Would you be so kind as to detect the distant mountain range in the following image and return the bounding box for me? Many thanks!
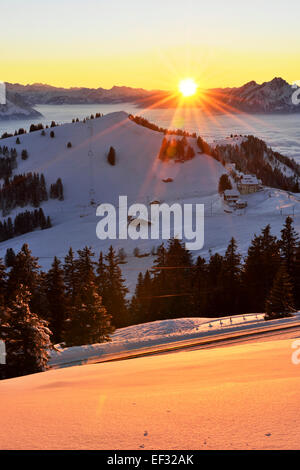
[5,83,157,106]
[2,77,300,119]
[206,77,300,113]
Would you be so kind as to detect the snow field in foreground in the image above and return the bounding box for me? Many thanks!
[1,338,299,449]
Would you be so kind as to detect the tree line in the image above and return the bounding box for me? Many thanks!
[0,172,64,215]
[0,208,51,242]
[206,136,300,193]
[129,114,197,138]
[1,112,105,141]
[159,136,196,162]
[0,146,17,179]
[0,244,128,378]
[129,217,300,324]
[0,217,299,379]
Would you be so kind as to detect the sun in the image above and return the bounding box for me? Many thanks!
[178,78,198,97]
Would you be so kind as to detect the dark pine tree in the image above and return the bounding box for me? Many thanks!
[45,257,67,344]
[96,251,108,300]
[3,285,52,378]
[21,149,28,160]
[65,282,114,347]
[280,216,299,282]
[242,225,281,312]
[63,247,78,305]
[4,248,15,267]
[7,244,41,312]
[129,270,153,325]
[0,258,7,307]
[103,246,128,328]
[206,252,225,317]
[191,256,208,317]
[64,247,114,347]
[265,265,295,320]
[222,238,242,314]
[218,174,232,193]
[151,239,193,321]
[107,146,116,166]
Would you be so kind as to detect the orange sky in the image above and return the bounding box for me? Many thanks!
[1,1,299,90]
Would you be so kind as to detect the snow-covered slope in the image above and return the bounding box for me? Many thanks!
[1,338,299,449]
[50,313,300,368]
[1,111,225,206]
[0,111,299,292]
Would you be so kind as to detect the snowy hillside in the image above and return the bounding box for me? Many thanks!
[50,313,300,368]
[0,111,300,293]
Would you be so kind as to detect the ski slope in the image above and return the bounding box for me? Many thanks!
[1,337,300,450]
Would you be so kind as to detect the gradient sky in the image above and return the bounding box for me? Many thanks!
[2,0,300,90]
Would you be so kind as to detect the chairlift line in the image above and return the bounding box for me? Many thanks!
[88,121,95,205]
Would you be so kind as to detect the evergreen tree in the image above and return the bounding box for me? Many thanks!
[21,149,28,160]
[218,174,232,193]
[206,252,225,316]
[45,257,67,344]
[5,248,15,267]
[40,174,48,202]
[3,285,52,378]
[242,225,280,312]
[186,145,195,160]
[0,258,7,307]
[280,216,299,279]
[107,146,116,166]
[7,244,41,311]
[151,239,193,321]
[129,270,152,325]
[65,283,114,347]
[103,246,128,327]
[63,248,77,304]
[64,247,114,346]
[265,265,295,320]
[96,251,108,300]
[76,247,96,286]
[222,238,242,314]
[191,256,208,317]
[295,244,300,308]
